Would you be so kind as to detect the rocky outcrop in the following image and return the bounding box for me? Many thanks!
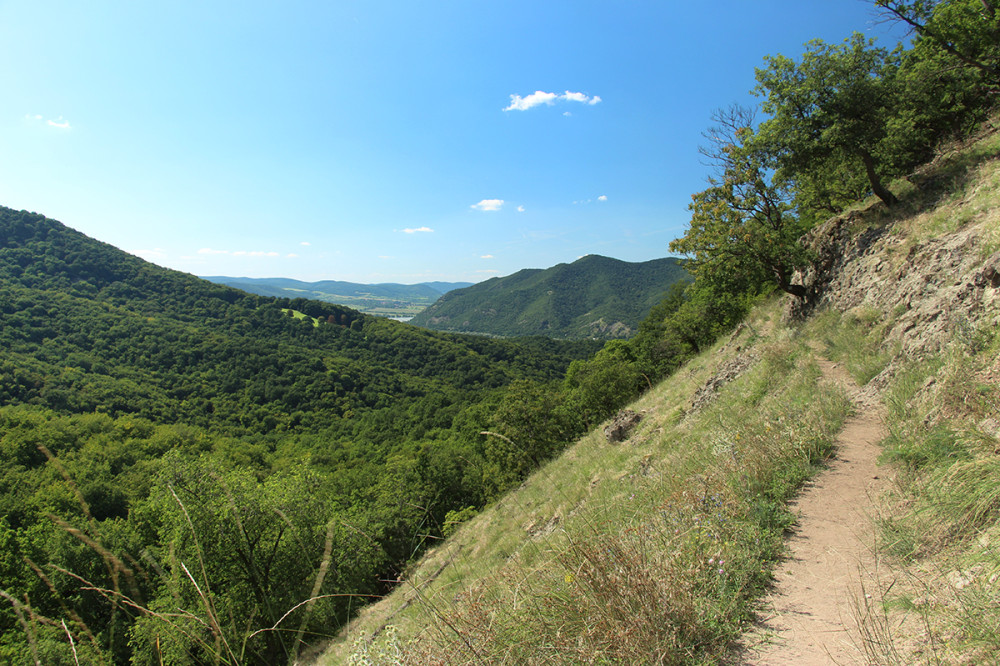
[603,409,642,443]
[689,351,760,412]
[793,211,1000,359]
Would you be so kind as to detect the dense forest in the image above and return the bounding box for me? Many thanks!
[0,209,612,664]
[2,0,998,663]
[409,255,690,339]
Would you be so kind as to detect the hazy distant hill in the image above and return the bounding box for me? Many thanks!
[202,276,472,318]
[409,255,689,339]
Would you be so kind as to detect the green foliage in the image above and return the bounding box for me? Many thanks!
[564,341,645,428]
[874,0,1000,85]
[671,106,811,299]
[0,208,608,663]
[755,33,905,214]
[129,455,382,665]
[410,254,690,339]
[442,507,477,539]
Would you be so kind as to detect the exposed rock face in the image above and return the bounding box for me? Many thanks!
[690,351,760,412]
[604,409,642,443]
[793,212,1000,358]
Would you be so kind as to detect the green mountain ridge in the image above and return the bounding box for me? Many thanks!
[0,205,616,664]
[0,208,589,435]
[409,254,690,339]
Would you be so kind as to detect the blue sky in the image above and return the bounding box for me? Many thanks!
[0,1,906,283]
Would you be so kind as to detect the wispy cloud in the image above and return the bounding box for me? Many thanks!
[401,226,434,234]
[471,199,504,212]
[481,254,494,259]
[197,247,281,257]
[26,113,71,129]
[517,205,526,213]
[503,90,602,112]
[286,253,299,258]
[300,241,311,246]
[598,195,608,202]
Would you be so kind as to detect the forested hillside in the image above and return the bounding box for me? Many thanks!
[0,208,617,664]
[409,254,689,339]
[2,0,998,663]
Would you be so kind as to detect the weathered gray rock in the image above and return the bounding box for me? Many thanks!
[791,210,1000,360]
[604,409,642,443]
[690,352,760,412]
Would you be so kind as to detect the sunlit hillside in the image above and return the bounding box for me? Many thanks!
[320,124,1000,664]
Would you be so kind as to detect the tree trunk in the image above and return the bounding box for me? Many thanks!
[771,265,807,299]
[859,149,898,207]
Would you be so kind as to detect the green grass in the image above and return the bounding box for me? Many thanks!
[325,301,854,664]
[282,307,321,327]
[330,119,1000,664]
[858,327,1000,660]
[808,307,898,386]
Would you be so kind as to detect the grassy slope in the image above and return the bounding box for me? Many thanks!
[317,298,853,664]
[314,123,1000,664]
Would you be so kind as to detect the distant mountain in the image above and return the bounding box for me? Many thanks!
[409,255,690,339]
[202,276,473,318]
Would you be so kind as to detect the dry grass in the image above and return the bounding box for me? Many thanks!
[324,302,855,665]
[852,312,1000,662]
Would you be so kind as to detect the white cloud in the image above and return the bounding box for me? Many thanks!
[481,254,494,259]
[26,113,71,128]
[198,248,229,255]
[598,195,608,202]
[517,205,526,213]
[471,199,504,212]
[401,226,434,234]
[300,241,311,246]
[503,90,558,111]
[504,90,601,112]
[286,253,299,258]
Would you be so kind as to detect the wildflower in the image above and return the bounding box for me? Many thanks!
[565,573,574,584]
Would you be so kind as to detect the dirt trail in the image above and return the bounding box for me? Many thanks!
[741,357,889,665]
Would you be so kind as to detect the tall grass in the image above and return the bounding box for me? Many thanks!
[852,311,1000,661]
[337,305,854,664]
